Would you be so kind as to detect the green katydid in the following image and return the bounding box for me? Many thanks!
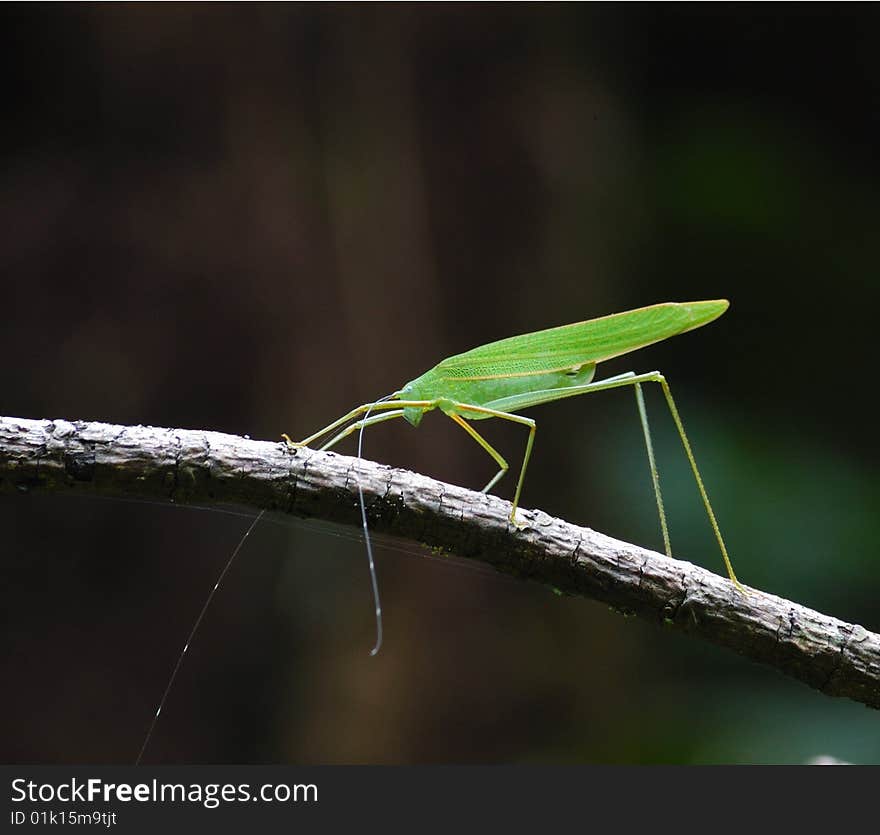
[286,299,743,653]
[137,299,740,761]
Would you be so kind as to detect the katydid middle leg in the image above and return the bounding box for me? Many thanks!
[450,403,537,526]
[447,413,511,494]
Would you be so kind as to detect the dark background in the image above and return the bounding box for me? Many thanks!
[3,5,878,764]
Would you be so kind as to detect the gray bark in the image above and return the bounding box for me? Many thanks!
[2,414,878,709]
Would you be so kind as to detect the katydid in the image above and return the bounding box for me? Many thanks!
[286,300,743,651]
[137,300,738,762]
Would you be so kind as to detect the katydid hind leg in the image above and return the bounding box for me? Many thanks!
[633,382,672,558]
[484,371,741,588]
[583,370,741,589]
[655,375,742,590]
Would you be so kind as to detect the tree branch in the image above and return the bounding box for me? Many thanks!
[2,414,878,709]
